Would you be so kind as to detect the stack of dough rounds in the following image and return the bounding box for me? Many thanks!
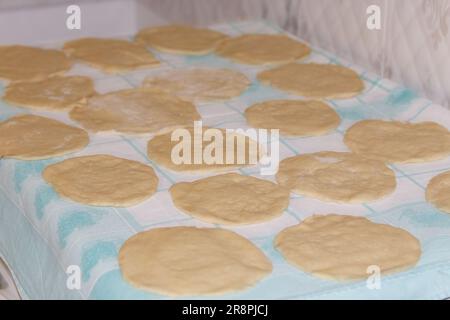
[257,63,364,99]
[344,120,450,163]
[170,173,290,225]
[119,227,272,296]
[426,170,450,214]
[147,126,262,173]
[276,151,396,203]
[216,34,310,65]
[244,99,340,136]
[0,114,89,160]
[69,88,201,135]
[275,214,421,280]
[3,76,95,111]
[43,155,158,207]
[143,68,250,103]
[135,25,228,55]
[0,45,71,82]
[63,38,159,73]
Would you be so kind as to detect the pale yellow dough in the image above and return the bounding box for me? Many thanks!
[276,152,396,203]
[69,88,201,135]
[0,45,72,82]
[135,25,228,55]
[344,120,450,163]
[0,114,89,160]
[245,99,340,137]
[275,214,421,280]
[426,170,450,214]
[216,34,310,65]
[257,63,364,99]
[43,155,158,207]
[143,68,250,103]
[3,76,96,111]
[119,227,272,296]
[147,127,262,173]
[170,173,290,225]
[63,38,159,73]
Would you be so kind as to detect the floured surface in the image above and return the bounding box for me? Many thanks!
[0,45,72,82]
[63,38,160,73]
[276,152,396,203]
[257,63,364,98]
[0,114,89,160]
[426,171,450,214]
[245,99,340,136]
[170,173,290,225]
[216,34,310,65]
[3,76,96,111]
[144,68,250,103]
[275,215,421,280]
[43,155,158,207]
[69,88,201,135]
[135,25,228,55]
[344,120,450,163]
[119,227,272,296]
[147,126,262,173]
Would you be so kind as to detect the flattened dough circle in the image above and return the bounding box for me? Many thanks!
[170,173,290,225]
[344,120,450,163]
[426,170,450,214]
[144,68,250,103]
[276,152,396,203]
[245,99,340,137]
[0,45,72,82]
[216,34,310,65]
[69,88,201,135]
[3,76,96,111]
[63,38,159,73]
[147,127,262,173]
[257,63,364,99]
[135,25,228,55]
[119,227,272,296]
[43,155,158,207]
[275,214,421,280]
[0,114,89,160]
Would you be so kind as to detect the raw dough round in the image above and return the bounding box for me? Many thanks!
[135,25,228,55]
[0,45,72,82]
[0,114,89,160]
[276,152,396,203]
[170,173,290,225]
[63,38,159,73]
[119,226,272,296]
[69,88,201,135]
[344,120,450,163]
[257,63,364,99]
[245,99,340,137]
[147,127,262,173]
[43,155,158,207]
[3,76,96,111]
[426,170,450,214]
[216,34,310,65]
[143,68,250,103]
[275,214,421,280]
